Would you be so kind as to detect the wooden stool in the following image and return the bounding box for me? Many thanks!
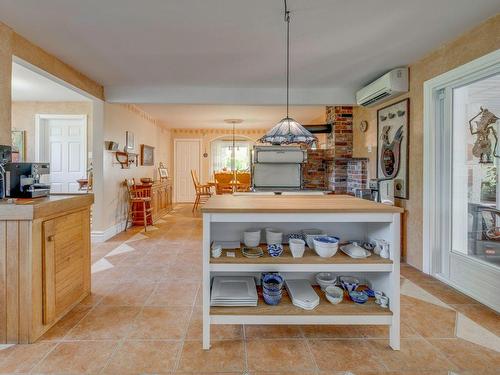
[125,179,153,231]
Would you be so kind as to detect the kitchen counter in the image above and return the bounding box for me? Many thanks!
[0,193,94,220]
[0,193,93,343]
[202,194,403,214]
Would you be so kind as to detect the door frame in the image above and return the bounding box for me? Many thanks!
[423,48,500,309]
[173,138,202,203]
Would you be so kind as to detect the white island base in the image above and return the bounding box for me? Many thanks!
[202,195,402,350]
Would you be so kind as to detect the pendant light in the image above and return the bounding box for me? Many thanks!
[224,118,243,171]
[259,0,317,146]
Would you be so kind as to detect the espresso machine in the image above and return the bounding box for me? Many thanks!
[0,145,12,199]
[5,162,51,198]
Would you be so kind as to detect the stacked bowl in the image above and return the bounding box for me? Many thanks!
[313,236,340,258]
[262,274,284,305]
[243,229,261,247]
[211,244,222,258]
[265,228,283,245]
[315,272,337,290]
[302,229,325,249]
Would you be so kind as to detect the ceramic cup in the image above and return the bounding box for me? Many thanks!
[265,228,283,245]
[374,290,384,304]
[289,238,305,258]
[379,295,389,308]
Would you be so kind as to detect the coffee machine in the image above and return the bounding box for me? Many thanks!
[369,178,395,205]
[0,145,12,199]
[5,162,51,198]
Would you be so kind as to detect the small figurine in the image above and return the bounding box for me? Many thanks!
[469,107,500,163]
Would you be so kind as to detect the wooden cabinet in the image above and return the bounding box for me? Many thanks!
[0,194,93,343]
[151,180,173,222]
[42,210,90,325]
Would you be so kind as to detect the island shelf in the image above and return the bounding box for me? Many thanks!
[202,195,402,351]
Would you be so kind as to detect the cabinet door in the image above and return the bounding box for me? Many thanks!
[42,209,90,325]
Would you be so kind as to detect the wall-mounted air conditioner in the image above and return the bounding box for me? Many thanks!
[356,68,408,107]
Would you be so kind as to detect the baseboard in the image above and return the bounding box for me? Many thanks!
[91,221,129,243]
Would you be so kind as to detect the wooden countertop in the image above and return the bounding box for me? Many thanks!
[0,194,94,220]
[202,194,404,213]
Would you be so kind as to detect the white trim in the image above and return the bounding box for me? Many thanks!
[91,220,130,243]
[423,48,500,275]
[173,138,202,203]
[210,314,392,325]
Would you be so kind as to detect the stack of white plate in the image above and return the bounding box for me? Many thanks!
[285,279,320,310]
[210,276,258,306]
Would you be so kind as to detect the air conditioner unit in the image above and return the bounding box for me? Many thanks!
[356,68,408,107]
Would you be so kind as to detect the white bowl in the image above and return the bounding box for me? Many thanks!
[289,238,305,258]
[325,285,344,304]
[243,229,261,247]
[315,272,337,290]
[302,229,325,249]
[313,237,339,258]
[266,228,283,245]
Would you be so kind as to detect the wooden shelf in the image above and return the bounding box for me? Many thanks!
[211,286,392,317]
[211,245,392,265]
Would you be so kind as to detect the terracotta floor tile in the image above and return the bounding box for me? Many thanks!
[80,281,116,306]
[147,280,199,306]
[451,304,500,336]
[186,307,242,340]
[33,341,117,374]
[308,339,385,372]
[244,325,303,339]
[100,281,157,306]
[429,338,500,371]
[128,306,191,339]
[177,340,245,373]
[39,304,92,342]
[102,340,180,374]
[66,305,140,340]
[301,325,365,338]
[246,339,316,372]
[367,338,456,371]
[0,342,55,373]
[401,300,457,338]
[418,282,479,305]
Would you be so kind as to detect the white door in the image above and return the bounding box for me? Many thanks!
[175,139,200,202]
[38,115,87,194]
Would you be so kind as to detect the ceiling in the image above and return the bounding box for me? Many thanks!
[1,0,498,105]
[136,104,326,129]
[12,62,90,102]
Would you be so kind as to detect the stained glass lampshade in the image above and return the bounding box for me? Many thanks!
[259,117,317,146]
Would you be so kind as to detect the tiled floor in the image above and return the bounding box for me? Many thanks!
[1,204,499,374]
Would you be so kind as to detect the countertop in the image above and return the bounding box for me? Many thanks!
[0,194,94,220]
[202,194,404,213]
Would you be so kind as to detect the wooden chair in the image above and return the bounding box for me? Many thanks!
[125,179,153,231]
[214,172,234,195]
[235,171,251,192]
[191,170,212,212]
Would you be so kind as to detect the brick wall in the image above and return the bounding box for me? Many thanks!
[302,149,326,190]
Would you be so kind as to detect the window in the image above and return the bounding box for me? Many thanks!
[211,139,252,174]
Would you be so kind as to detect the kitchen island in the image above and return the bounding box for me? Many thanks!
[0,194,93,343]
[202,194,403,350]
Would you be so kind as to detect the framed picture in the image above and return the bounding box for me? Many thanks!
[125,131,135,151]
[158,162,169,179]
[376,98,409,199]
[11,130,25,162]
[141,144,154,166]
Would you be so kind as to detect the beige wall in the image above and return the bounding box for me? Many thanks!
[352,14,500,269]
[0,23,13,145]
[11,101,93,161]
[101,103,171,230]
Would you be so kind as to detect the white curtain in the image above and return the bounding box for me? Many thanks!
[211,139,252,175]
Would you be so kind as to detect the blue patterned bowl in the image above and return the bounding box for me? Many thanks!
[262,274,284,290]
[349,290,369,304]
[267,244,283,257]
[263,292,282,305]
[286,232,304,242]
[339,276,359,292]
[263,287,282,296]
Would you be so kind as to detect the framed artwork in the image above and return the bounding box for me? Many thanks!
[11,130,25,162]
[141,144,154,166]
[158,162,169,179]
[125,131,135,151]
[376,98,409,199]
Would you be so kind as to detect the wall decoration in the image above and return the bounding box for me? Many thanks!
[11,130,25,162]
[377,99,409,199]
[125,131,135,151]
[468,107,499,163]
[141,144,154,166]
[359,120,368,133]
[158,162,169,179]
